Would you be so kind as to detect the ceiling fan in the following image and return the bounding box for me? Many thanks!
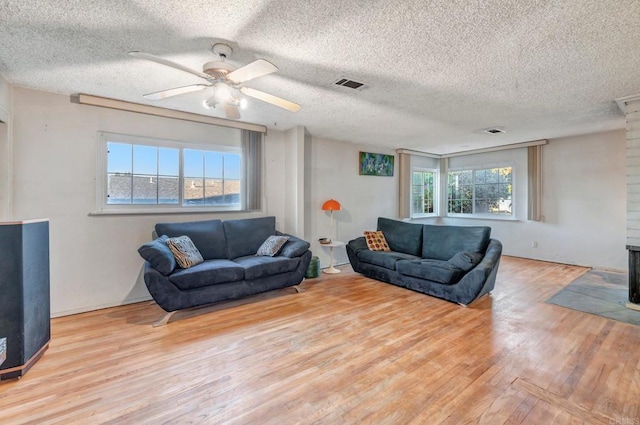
[129,43,300,120]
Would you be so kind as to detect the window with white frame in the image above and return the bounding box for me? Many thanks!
[98,132,242,212]
[411,168,438,217]
[447,166,513,216]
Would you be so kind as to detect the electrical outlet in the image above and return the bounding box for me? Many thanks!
[532,241,538,248]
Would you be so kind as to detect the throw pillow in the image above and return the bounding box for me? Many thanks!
[448,252,484,271]
[364,230,391,252]
[166,235,204,269]
[256,235,290,257]
[137,235,177,275]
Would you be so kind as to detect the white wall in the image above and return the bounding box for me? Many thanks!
[11,87,287,316]
[0,75,11,220]
[437,130,626,271]
[9,84,627,316]
[282,126,304,236]
[310,137,398,268]
[0,74,9,122]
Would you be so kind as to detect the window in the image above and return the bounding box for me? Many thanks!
[448,166,513,216]
[411,168,437,217]
[98,132,242,212]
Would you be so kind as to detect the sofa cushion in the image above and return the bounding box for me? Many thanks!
[377,218,423,256]
[137,235,176,275]
[396,259,465,284]
[224,216,276,259]
[256,235,290,256]
[166,235,204,269]
[422,225,491,261]
[156,219,227,260]
[356,250,420,270]
[448,252,484,271]
[364,230,391,251]
[168,259,244,290]
[233,255,302,280]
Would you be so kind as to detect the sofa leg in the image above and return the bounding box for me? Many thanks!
[458,303,467,308]
[152,311,177,327]
[293,285,305,293]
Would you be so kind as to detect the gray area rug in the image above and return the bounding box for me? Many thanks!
[547,270,640,326]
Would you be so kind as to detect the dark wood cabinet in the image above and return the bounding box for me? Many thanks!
[0,219,50,380]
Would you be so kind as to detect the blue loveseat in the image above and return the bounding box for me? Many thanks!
[347,218,502,306]
[138,216,311,325]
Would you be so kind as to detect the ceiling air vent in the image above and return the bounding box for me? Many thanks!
[333,77,369,91]
[482,127,506,135]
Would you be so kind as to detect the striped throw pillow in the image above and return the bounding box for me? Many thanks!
[166,235,204,269]
[256,235,290,257]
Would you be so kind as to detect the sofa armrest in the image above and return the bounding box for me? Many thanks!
[276,232,311,258]
[456,239,502,297]
[347,236,368,253]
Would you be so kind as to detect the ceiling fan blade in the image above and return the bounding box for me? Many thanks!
[227,59,278,83]
[129,51,211,81]
[240,87,300,112]
[143,84,210,100]
[224,103,241,120]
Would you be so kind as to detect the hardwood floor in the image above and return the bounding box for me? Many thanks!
[1,256,638,424]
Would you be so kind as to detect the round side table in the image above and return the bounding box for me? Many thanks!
[320,241,344,274]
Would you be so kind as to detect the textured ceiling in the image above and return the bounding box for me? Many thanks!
[1,0,639,154]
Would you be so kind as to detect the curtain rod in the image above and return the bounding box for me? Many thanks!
[71,94,267,133]
[398,139,548,159]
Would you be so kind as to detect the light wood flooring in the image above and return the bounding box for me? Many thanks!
[1,256,639,424]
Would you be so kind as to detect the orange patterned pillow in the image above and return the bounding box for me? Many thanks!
[364,231,390,252]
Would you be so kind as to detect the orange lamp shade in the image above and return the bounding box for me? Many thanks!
[322,199,341,211]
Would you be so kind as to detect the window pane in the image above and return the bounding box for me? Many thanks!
[475,169,485,184]
[413,172,422,185]
[425,200,433,214]
[224,179,241,204]
[423,172,433,186]
[224,153,242,180]
[158,176,179,204]
[475,200,488,213]
[204,152,223,179]
[459,170,473,185]
[204,179,223,205]
[107,143,132,174]
[107,173,131,204]
[184,149,204,178]
[184,149,204,205]
[499,167,512,183]
[486,168,499,183]
[159,148,179,176]
[133,145,157,176]
[133,175,157,204]
[412,199,422,214]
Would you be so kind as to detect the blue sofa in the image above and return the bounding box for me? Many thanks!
[346,218,502,306]
[138,216,311,325]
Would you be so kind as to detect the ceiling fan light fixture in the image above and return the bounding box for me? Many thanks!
[213,82,232,103]
[239,98,248,109]
[131,42,299,114]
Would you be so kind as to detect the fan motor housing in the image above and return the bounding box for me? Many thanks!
[203,61,234,79]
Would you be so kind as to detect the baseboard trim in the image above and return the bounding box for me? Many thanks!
[50,295,152,318]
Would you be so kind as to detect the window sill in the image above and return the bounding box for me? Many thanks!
[409,214,439,221]
[89,207,252,217]
[445,214,519,222]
